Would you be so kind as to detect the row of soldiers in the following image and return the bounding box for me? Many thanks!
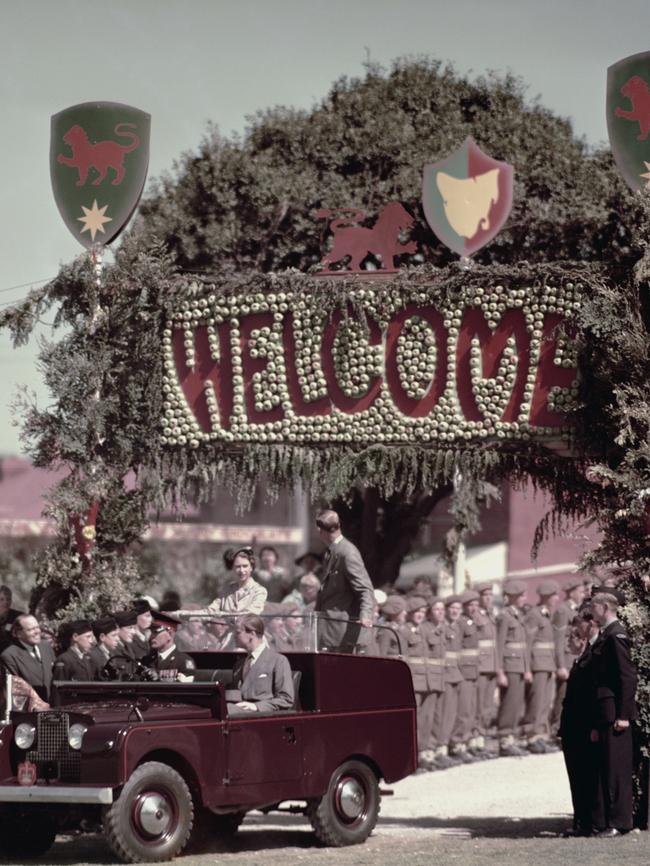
[375,577,583,770]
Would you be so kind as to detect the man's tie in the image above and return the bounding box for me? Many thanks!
[31,645,41,663]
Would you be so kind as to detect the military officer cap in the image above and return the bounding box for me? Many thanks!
[444,594,463,606]
[591,585,626,605]
[503,579,527,597]
[537,579,560,597]
[382,595,407,617]
[114,609,139,627]
[93,616,118,639]
[475,581,493,593]
[406,595,428,613]
[460,589,480,604]
[150,611,182,634]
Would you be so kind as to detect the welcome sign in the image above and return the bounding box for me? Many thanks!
[160,278,579,449]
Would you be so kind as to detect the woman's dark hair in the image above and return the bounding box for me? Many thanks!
[259,545,279,562]
[232,546,255,569]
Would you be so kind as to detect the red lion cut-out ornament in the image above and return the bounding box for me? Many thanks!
[315,202,416,274]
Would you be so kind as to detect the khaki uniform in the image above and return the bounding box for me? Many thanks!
[434,621,463,753]
[496,605,530,743]
[549,599,580,733]
[402,623,437,753]
[523,604,556,742]
[421,621,445,751]
[475,606,498,739]
[376,622,403,657]
[453,615,479,750]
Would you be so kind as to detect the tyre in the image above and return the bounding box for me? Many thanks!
[0,807,56,858]
[308,759,380,846]
[103,761,194,862]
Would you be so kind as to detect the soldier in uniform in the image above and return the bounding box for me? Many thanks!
[475,581,498,756]
[523,580,561,753]
[589,590,638,837]
[148,612,196,680]
[496,580,532,756]
[453,590,483,758]
[435,596,469,764]
[402,596,436,771]
[114,609,139,659]
[376,595,407,656]
[424,598,448,769]
[53,620,94,681]
[89,616,120,679]
[550,579,586,735]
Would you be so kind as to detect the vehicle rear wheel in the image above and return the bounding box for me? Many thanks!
[103,761,193,862]
[0,806,56,858]
[308,759,380,846]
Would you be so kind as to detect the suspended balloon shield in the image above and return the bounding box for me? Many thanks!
[607,52,650,192]
[50,101,150,249]
[422,137,514,257]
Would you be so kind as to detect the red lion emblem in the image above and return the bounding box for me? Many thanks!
[615,75,650,141]
[316,202,416,272]
[57,123,140,186]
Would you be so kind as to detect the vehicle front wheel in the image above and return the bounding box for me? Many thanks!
[308,759,380,846]
[0,806,56,858]
[103,761,193,862]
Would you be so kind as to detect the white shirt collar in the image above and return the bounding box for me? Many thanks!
[250,642,265,663]
[158,643,177,660]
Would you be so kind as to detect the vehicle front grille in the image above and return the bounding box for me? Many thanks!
[26,711,81,782]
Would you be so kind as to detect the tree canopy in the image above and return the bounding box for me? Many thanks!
[133,57,640,274]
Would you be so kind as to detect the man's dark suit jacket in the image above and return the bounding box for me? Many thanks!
[231,646,294,713]
[0,640,55,700]
[315,536,374,652]
[53,647,93,681]
[591,620,638,725]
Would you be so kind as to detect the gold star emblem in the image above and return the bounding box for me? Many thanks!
[77,200,112,241]
[640,162,650,189]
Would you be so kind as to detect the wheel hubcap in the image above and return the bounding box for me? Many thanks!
[134,791,174,839]
[336,776,365,822]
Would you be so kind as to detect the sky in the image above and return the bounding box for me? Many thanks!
[0,0,647,455]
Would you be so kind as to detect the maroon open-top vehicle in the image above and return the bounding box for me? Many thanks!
[0,651,416,862]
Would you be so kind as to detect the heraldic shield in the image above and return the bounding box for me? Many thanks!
[50,101,150,249]
[607,51,650,192]
[422,137,514,257]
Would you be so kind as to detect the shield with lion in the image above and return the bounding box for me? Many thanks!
[50,101,150,249]
[607,51,650,192]
[422,137,514,257]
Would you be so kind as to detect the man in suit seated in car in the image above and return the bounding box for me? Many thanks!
[227,614,294,715]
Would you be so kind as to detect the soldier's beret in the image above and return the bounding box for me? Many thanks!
[132,598,153,614]
[382,595,407,617]
[67,619,93,636]
[503,579,527,596]
[114,609,139,627]
[460,590,480,604]
[93,616,118,638]
[444,594,463,606]
[475,581,493,593]
[537,579,560,597]
[150,611,181,633]
[563,579,583,592]
[407,595,428,613]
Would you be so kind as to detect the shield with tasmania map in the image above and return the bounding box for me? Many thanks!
[607,51,650,192]
[422,137,514,257]
[50,101,150,249]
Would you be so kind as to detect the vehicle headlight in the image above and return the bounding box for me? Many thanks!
[68,723,88,751]
[14,723,36,750]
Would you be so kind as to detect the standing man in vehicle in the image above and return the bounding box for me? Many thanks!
[314,509,375,653]
[0,614,55,705]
